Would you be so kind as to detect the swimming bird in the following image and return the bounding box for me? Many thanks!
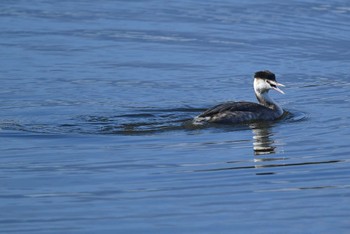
[193,70,285,124]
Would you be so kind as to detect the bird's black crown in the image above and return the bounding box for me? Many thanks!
[254,70,276,81]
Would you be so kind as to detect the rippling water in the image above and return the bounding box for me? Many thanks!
[1,0,350,233]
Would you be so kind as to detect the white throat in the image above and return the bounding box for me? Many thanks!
[255,91,274,107]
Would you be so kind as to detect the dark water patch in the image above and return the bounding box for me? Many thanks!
[283,109,308,123]
[195,160,342,173]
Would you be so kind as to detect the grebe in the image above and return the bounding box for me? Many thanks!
[193,70,285,124]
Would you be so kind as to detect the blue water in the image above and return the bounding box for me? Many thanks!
[1,0,350,233]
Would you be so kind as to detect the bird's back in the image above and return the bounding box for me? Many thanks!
[194,101,280,124]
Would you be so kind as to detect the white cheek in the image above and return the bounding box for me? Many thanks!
[254,79,270,92]
[263,82,271,90]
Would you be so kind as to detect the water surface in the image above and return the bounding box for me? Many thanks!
[1,0,350,233]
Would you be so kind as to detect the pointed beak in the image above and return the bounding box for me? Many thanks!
[269,80,285,94]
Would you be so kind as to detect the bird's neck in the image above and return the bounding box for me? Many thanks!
[255,91,282,114]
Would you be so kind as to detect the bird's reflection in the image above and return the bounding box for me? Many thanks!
[250,122,276,155]
[249,122,287,172]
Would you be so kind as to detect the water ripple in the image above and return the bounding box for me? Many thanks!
[0,108,307,136]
